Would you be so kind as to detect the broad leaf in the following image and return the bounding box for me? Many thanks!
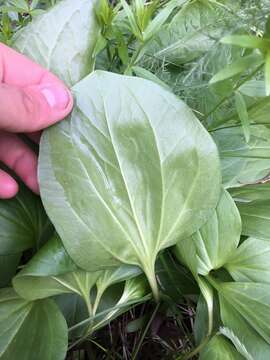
[39,70,221,297]
[194,294,221,345]
[13,235,140,307]
[236,200,270,240]
[230,183,270,202]
[0,254,21,287]
[0,185,53,255]
[212,125,270,188]
[218,290,270,359]
[175,190,241,275]
[210,53,263,85]
[145,0,238,65]
[219,327,253,360]
[0,288,68,360]
[13,0,100,86]
[225,238,270,283]
[200,334,245,360]
[156,251,198,301]
[215,281,270,345]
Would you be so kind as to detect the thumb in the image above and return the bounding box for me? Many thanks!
[0,81,73,133]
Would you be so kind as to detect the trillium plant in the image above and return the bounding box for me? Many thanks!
[1,0,270,359]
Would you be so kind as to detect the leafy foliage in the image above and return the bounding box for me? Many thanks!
[1,0,270,359]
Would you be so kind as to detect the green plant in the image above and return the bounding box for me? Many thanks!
[2,0,270,359]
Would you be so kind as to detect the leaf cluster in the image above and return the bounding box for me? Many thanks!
[1,0,270,359]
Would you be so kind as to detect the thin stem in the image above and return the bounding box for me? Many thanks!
[131,302,160,360]
[125,42,146,74]
[209,121,270,133]
[92,287,105,316]
[68,295,152,333]
[175,336,211,360]
[203,62,264,122]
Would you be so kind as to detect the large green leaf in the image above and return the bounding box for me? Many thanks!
[236,200,270,240]
[215,281,270,345]
[0,254,21,287]
[225,237,270,283]
[175,189,241,275]
[0,288,68,360]
[13,0,100,86]
[212,125,270,188]
[13,235,140,308]
[200,334,245,360]
[230,183,270,202]
[218,291,270,359]
[0,185,52,255]
[39,70,221,297]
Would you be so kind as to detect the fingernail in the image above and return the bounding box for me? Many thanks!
[40,83,71,111]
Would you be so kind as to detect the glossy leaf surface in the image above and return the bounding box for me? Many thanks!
[39,70,221,293]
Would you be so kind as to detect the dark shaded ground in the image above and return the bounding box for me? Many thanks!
[66,301,197,360]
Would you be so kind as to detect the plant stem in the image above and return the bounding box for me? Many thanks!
[124,42,146,75]
[203,62,264,123]
[175,335,211,360]
[131,302,160,360]
[144,263,160,302]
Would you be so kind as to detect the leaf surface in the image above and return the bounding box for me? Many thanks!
[200,334,245,360]
[0,289,67,360]
[226,238,270,282]
[0,185,52,255]
[175,190,241,275]
[13,0,100,86]
[212,125,270,188]
[39,70,221,294]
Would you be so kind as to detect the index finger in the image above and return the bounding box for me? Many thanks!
[0,43,63,87]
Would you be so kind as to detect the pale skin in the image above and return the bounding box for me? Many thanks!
[0,43,73,199]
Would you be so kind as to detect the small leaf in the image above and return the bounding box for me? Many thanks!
[92,34,107,59]
[132,66,171,90]
[143,0,181,42]
[120,0,142,40]
[221,35,270,51]
[209,53,263,84]
[235,91,250,143]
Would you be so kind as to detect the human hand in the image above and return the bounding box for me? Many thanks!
[0,43,73,199]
